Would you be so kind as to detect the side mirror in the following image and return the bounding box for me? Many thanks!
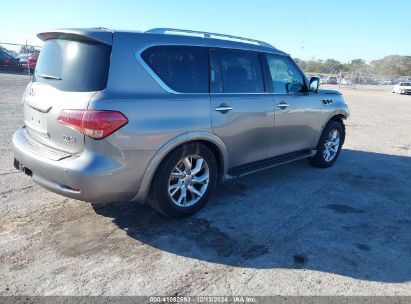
[309,77,320,93]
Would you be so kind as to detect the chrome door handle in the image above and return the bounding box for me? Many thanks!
[276,102,289,109]
[214,106,233,112]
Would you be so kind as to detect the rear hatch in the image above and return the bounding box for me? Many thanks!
[24,30,112,154]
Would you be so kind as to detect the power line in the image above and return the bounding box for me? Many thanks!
[0,42,41,48]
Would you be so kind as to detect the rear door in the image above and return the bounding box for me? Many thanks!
[24,35,111,154]
[265,54,321,157]
[210,49,274,168]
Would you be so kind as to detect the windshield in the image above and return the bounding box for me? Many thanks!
[400,82,411,86]
[33,39,111,92]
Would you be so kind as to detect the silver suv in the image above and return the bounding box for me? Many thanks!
[13,28,349,217]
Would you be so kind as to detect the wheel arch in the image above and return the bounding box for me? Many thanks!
[132,131,228,204]
[314,111,348,148]
[322,113,347,144]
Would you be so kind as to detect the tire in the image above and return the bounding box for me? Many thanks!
[308,120,345,168]
[148,142,218,218]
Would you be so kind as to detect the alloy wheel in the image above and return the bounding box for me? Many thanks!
[323,129,340,162]
[168,155,210,207]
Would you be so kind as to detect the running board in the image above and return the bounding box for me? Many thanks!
[225,150,316,179]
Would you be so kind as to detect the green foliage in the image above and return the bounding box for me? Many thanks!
[294,55,411,76]
[19,45,36,54]
[370,55,411,76]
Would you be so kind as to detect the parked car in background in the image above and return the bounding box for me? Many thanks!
[17,52,38,74]
[364,78,380,85]
[326,76,338,84]
[27,52,38,73]
[340,78,353,85]
[17,54,29,69]
[392,82,411,94]
[12,28,349,217]
[0,50,23,72]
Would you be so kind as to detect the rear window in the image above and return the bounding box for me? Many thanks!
[33,39,111,92]
[141,45,208,93]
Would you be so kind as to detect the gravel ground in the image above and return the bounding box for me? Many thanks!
[0,73,410,296]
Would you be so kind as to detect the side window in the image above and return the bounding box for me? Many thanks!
[266,55,306,94]
[141,45,208,93]
[213,49,264,93]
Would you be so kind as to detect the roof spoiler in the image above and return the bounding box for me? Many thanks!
[37,28,113,45]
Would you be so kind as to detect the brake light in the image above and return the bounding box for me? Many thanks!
[57,110,128,139]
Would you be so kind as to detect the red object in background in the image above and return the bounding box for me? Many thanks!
[27,55,37,71]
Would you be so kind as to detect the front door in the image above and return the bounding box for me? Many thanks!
[265,54,321,157]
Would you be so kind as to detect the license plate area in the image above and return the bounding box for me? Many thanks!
[24,106,48,133]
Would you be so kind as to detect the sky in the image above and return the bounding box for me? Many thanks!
[1,0,410,63]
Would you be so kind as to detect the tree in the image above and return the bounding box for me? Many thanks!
[293,55,411,77]
[323,59,342,74]
[370,55,411,76]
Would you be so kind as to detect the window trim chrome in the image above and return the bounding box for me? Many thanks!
[135,46,187,95]
[135,44,297,95]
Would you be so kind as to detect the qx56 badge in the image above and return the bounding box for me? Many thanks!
[62,135,77,143]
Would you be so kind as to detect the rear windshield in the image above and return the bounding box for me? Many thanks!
[33,39,111,92]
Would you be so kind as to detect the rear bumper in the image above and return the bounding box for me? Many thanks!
[12,127,154,203]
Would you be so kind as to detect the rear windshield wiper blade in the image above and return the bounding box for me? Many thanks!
[36,73,62,80]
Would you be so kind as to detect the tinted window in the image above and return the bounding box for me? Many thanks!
[1,52,13,60]
[213,50,264,93]
[266,55,306,93]
[33,39,111,92]
[141,46,208,93]
[209,50,223,93]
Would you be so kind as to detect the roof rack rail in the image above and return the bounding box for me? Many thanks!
[145,28,275,49]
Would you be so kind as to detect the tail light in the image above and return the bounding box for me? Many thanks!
[57,110,128,139]
[4,59,11,64]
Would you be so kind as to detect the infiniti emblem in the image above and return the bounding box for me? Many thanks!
[29,88,35,96]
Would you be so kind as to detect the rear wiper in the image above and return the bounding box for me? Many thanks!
[36,73,62,80]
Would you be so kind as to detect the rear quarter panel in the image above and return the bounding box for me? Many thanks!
[88,31,213,151]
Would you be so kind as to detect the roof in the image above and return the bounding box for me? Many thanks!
[37,27,287,55]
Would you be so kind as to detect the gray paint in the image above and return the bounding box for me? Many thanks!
[12,27,349,204]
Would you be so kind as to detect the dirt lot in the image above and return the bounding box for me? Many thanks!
[0,73,410,296]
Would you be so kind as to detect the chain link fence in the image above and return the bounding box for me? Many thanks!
[0,42,41,76]
[311,73,411,91]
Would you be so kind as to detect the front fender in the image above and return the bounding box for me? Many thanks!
[132,131,228,203]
